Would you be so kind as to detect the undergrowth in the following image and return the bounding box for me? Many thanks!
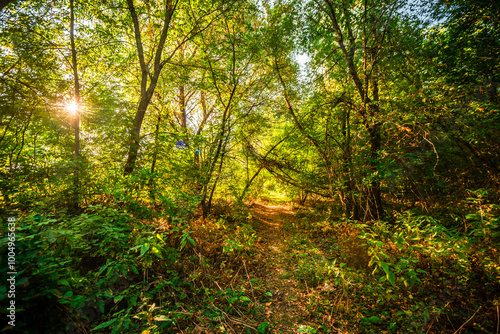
[285,193,500,333]
[1,193,498,333]
[0,198,269,333]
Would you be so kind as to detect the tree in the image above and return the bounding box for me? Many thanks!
[123,0,236,175]
[299,0,414,219]
[69,0,81,209]
[423,0,500,181]
[196,2,269,213]
[123,0,178,175]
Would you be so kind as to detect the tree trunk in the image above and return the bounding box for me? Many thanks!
[70,0,81,210]
[179,85,187,128]
[124,96,152,174]
[367,54,384,220]
[124,0,175,175]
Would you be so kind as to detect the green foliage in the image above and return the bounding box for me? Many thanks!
[222,223,257,254]
[0,201,197,333]
[297,324,317,333]
[465,189,500,240]
[0,0,499,332]
[279,201,497,332]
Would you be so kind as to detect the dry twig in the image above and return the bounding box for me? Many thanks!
[453,306,481,334]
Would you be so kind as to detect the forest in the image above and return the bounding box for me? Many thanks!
[0,0,499,332]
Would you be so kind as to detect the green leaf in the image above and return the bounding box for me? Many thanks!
[98,264,109,276]
[363,315,382,324]
[98,300,105,313]
[380,262,396,287]
[239,296,251,302]
[92,318,117,330]
[114,295,124,303]
[380,262,389,275]
[140,244,150,256]
[257,321,269,333]
[388,271,396,287]
[58,279,70,287]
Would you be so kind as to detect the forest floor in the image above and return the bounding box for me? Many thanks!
[9,198,497,333]
[210,202,349,333]
[189,199,499,334]
[248,202,315,332]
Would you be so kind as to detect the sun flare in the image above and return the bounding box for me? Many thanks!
[66,100,78,114]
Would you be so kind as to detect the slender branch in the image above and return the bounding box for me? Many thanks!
[126,0,148,96]
[453,307,481,334]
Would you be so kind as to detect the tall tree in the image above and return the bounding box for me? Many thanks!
[304,0,406,219]
[123,0,235,175]
[70,0,81,209]
[123,0,178,175]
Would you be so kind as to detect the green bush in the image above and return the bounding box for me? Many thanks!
[0,204,195,334]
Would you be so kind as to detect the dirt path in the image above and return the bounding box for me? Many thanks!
[249,202,290,243]
[246,203,325,333]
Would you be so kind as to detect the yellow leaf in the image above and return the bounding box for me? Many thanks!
[151,246,163,258]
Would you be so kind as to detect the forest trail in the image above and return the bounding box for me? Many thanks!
[246,203,333,333]
[249,202,291,244]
